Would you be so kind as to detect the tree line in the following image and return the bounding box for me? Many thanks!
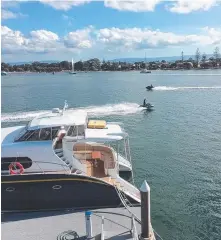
[1,47,221,73]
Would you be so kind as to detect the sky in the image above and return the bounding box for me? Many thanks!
[1,0,221,62]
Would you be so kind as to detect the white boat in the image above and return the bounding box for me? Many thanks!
[69,58,76,74]
[1,102,133,174]
[140,53,151,73]
[1,71,7,76]
[2,102,141,212]
[140,69,151,73]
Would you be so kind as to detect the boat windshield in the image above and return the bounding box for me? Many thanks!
[14,124,28,141]
[15,126,61,142]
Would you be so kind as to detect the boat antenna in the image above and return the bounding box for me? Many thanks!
[62,100,68,115]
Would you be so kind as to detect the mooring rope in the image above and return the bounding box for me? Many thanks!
[57,230,79,240]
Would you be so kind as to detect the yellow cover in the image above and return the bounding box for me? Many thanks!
[88,120,106,129]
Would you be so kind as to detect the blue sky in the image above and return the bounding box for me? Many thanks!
[1,0,221,62]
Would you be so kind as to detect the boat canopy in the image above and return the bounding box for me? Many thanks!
[28,110,88,130]
[85,123,127,141]
[64,123,127,142]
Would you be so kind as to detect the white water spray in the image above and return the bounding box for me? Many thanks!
[154,86,221,91]
[1,102,142,123]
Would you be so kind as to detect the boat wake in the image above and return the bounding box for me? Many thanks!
[1,103,142,123]
[154,86,221,91]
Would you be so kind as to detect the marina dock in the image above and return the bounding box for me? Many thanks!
[2,207,160,240]
[2,181,161,240]
[2,207,139,240]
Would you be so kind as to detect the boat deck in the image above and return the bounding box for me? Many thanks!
[1,207,159,240]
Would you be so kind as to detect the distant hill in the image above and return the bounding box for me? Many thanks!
[112,54,213,63]
[6,60,60,65]
[112,55,194,63]
[4,54,214,65]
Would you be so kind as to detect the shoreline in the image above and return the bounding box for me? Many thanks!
[2,68,221,74]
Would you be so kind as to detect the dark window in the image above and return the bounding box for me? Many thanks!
[1,157,32,171]
[14,124,28,141]
[77,125,85,136]
[52,127,60,139]
[26,129,40,141]
[39,128,51,140]
[16,127,61,142]
[16,130,35,141]
[67,126,76,136]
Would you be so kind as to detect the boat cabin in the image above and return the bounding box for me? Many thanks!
[1,107,132,174]
[10,109,127,144]
[12,109,88,143]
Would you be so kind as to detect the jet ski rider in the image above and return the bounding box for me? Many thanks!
[143,98,147,106]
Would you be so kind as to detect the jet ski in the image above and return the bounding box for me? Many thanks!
[146,85,154,91]
[140,103,154,110]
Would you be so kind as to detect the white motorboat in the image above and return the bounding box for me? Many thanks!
[140,69,151,73]
[140,53,151,73]
[1,102,133,174]
[1,71,7,76]
[2,102,141,212]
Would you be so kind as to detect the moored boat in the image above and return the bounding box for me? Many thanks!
[1,71,7,76]
[140,53,151,73]
[1,102,140,212]
[140,69,151,74]
[69,58,76,74]
[2,156,140,212]
[1,102,133,173]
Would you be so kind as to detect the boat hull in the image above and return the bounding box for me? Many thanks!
[2,173,139,212]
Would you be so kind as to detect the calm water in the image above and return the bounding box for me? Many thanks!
[2,70,221,239]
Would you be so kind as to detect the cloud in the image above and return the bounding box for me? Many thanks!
[29,30,60,53]
[103,0,219,13]
[201,26,221,45]
[1,25,93,55]
[1,26,28,54]
[2,25,221,56]
[1,1,28,20]
[30,30,59,41]
[96,27,221,51]
[2,9,17,19]
[1,26,60,54]
[104,0,163,12]
[6,0,219,13]
[2,9,28,20]
[168,0,218,14]
[39,0,90,10]
[1,1,20,9]
[64,27,93,49]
